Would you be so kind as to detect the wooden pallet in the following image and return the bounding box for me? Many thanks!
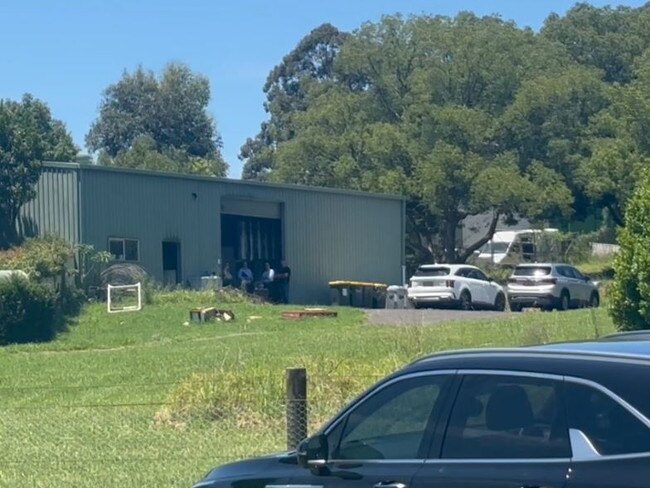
[282,309,338,320]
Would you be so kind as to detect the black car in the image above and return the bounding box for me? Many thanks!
[193,337,650,488]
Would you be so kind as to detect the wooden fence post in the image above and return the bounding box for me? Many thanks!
[286,367,307,450]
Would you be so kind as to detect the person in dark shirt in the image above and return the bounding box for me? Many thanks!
[275,260,291,304]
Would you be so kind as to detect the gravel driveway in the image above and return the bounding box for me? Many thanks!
[366,309,512,326]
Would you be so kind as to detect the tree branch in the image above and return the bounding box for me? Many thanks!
[458,210,501,263]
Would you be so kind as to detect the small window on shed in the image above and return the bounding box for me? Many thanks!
[109,238,140,262]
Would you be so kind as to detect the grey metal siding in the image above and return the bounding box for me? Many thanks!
[80,170,219,287]
[19,166,79,243]
[54,163,403,304]
[216,183,403,304]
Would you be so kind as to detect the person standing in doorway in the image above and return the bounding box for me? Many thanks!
[275,260,291,304]
[222,262,233,287]
[238,261,254,293]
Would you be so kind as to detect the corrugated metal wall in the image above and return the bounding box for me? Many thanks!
[19,166,79,243]
[40,164,403,304]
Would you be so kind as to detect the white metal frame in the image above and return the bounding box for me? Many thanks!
[107,282,142,313]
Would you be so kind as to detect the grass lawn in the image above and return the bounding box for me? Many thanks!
[0,292,616,487]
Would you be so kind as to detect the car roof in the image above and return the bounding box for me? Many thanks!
[407,337,650,372]
[530,339,650,357]
[600,330,650,341]
[418,264,476,270]
[513,263,567,268]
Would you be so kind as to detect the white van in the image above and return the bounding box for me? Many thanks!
[476,229,558,265]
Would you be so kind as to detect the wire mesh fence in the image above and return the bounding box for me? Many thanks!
[0,370,383,488]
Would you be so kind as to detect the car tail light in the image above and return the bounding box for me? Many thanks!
[539,278,557,285]
[445,280,455,288]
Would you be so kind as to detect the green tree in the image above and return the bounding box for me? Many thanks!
[542,3,650,84]
[268,14,575,263]
[87,63,227,176]
[240,24,349,179]
[580,51,650,224]
[0,95,77,248]
[499,67,609,223]
[610,171,650,330]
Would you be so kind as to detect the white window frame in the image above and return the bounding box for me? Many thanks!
[108,237,140,262]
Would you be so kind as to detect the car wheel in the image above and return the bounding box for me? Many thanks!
[510,303,523,312]
[459,291,472,311]
[494,293,506,312]
[589,292,600,308]
[559,291,570,311]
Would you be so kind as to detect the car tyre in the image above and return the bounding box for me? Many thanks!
[459,291,472,311]
[589,292,600,308]
[510,303,523,312]
[494,293,506,312]
[559,290,571,311]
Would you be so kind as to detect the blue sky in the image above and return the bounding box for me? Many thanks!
[0,1,645,177]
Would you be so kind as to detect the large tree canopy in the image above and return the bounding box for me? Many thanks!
[542,2,650,84]
[87,63,227,177]
[240,23,349,180]
[0,95,77,248]
[257,14,575,263]
[243,7,650,264]
[580,51,650,225]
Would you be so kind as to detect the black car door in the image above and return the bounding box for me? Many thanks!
[411,372,571,488]
[280,372,456,488]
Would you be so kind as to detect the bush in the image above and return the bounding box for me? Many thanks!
[0,276,58,345]
[0,237,89,344]
[0,235,73,281]
[610,174,650,331]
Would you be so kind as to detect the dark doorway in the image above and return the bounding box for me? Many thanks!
[162,241,181,286]
[221,214,283,281]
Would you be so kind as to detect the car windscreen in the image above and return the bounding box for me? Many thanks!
[514,266,551,277]
[414,267,450,277]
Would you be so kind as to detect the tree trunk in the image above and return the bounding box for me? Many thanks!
[0,207,18,250]
[444,219,459,264]
[608,204,624,227]
[457,211,501,263]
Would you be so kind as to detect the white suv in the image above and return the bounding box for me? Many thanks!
[507,263,600,312]
[407,264,506,311]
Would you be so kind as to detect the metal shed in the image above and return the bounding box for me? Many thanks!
[21,163,405,304]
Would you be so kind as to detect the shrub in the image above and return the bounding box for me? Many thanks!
[610,173,650,331]
[0,276,58,345]
[0,235,73,281]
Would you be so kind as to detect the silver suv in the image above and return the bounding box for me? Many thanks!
[507,263,599,312]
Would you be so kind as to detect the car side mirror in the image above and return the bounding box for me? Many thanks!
[296,434,329,470]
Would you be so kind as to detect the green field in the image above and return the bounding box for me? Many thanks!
[0,292,616,487]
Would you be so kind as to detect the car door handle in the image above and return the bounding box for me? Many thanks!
[374,482,407,488]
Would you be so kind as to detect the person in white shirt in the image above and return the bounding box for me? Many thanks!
[261,262,275,287]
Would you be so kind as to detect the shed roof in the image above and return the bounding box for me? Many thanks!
[43,162,404,201]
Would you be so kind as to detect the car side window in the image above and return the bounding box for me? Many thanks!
[561,267,579,279]
[455,268,469,277]
[441,374,570,459]
[556,266,569,278]
[565,382,650,455]
[570,267,585,280]
[472,270,489,282]
[333,374,451,460]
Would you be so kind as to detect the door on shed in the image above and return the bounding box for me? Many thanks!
[162,241,181,286]
[220,198,283,279]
